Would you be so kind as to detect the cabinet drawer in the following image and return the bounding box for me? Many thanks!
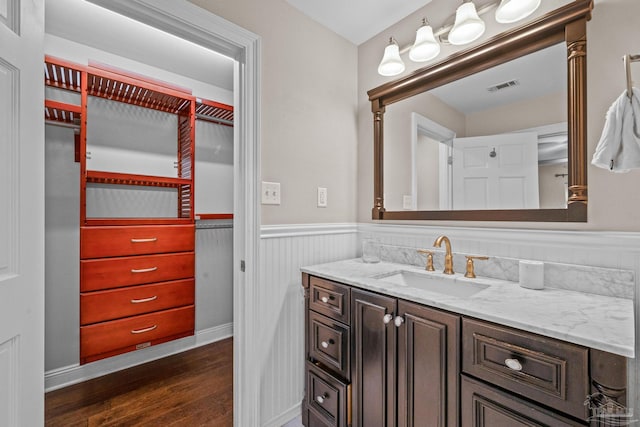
[461,376,583,426]
[80,305,194,363]
[309,276,350,324]
[306,361,351,427]
[80,278,194,325]
[81,225,195,259]
[80,252,194,292]
[462,318,589,420]
[309,311,350,380]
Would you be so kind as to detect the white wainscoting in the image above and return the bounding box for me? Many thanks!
[259,224,359,427]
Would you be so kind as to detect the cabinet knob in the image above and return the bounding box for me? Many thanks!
[383,314,394,324]
[504,358,523,371]
[316,393,329,404]
[320,339,334,349]
[321,296,329,303]
[394,316,405,327]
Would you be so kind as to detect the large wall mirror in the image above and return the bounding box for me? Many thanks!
[369,0,592,222]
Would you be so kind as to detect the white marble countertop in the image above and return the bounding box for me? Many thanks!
[301,258,635,358]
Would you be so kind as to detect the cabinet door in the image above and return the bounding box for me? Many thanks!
[351,289,396,427]
[397,300,460,427]
[461,376,582,426]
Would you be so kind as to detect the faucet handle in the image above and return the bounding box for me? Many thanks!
[417,249,435,271]
[465,255,489,278]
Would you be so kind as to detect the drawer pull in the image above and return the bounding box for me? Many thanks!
[130,295,158,304]
[505,358,523,371]
[383,313,394,324]
[131,325,158,334]
[316,393,329,404]
[131,267,158,273]
[321,339,335,349]
[130,237,158,243]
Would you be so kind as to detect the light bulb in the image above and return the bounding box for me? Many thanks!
[448,2,485,46]
[378,38,405,76]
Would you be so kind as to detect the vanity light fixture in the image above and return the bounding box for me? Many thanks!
[495,0,541,23]
[378,37,405,76]
[409,19,441,62]
[448,1,486,46]
[376,0,542,77]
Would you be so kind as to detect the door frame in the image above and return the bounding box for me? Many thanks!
[84,1,261,425]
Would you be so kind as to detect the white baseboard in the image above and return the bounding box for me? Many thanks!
[262,402,302,427]
[45,322,233,392]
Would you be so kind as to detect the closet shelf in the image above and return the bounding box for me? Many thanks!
[195,98,234,126]
[45,56,83,93]
[87,68,194,114]
[84,218,194,227]
[45,100,82,126]
[86,171,192,188]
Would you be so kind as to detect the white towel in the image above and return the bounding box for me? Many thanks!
[592,87,640,172]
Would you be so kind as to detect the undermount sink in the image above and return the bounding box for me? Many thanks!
[376,270,489,298]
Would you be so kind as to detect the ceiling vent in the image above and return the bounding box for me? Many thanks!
[487,79,520,92]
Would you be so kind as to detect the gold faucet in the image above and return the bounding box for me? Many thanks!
[416,249,435,271]
[464,255,489,278]
[433,235,454,274]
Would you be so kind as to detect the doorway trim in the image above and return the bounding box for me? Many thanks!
[84,1,261,425]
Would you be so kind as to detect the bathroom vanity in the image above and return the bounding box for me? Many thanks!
[300,251,633,427]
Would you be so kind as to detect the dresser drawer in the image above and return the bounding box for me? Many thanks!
[80,278,194,325]
[462,318,589,420]
[306,361,351,427]
[80,252,194,292]
[80,305,194,363]
[461,375,583,426]
[309,276,350,324]
[81,225,195,259]
[309,311,350,380]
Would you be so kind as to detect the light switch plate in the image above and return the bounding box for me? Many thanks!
[317,187,327,208]
[262,181,281,205]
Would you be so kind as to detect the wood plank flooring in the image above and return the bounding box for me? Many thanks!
[45,338,233,427]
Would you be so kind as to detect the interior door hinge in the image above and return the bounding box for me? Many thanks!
[240,260,245,272]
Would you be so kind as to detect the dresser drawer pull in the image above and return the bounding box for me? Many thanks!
[130,267,158,273]
[316,393,329,404]
[130,237,158,243]
[130,295,158,304]
[320,295,335,303]
[505,358,523,371]
[131,325,158,334]
[321,339,335,349]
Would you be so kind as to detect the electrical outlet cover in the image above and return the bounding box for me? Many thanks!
[317,187,327,207]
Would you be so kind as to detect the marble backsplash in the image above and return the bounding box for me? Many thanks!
[362,240,635,299]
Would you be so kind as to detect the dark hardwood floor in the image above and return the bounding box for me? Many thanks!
[45,338,233,427]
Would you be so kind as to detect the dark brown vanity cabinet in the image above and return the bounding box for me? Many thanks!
[302,274,628,427]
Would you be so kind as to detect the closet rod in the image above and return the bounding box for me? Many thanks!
[195,113,234,126]
[45,119,81,130]
[624,53,640,101]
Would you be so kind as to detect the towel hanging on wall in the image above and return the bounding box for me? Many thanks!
[591,87,640,173]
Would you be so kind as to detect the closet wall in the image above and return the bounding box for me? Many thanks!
[44,34,234,373]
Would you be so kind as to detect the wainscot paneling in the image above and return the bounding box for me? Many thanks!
[259,224,359,427]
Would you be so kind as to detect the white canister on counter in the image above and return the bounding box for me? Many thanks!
[519,260,544,290]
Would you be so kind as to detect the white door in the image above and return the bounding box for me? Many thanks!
[452,132,539,210]
[0,1,45,426]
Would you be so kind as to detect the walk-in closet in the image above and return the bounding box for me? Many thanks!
[44,0,235,387]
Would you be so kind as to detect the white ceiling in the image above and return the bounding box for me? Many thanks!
[286,0,433,45]
[45,0,234,91]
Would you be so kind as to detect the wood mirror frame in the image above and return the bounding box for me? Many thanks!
[369,0,592,222]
